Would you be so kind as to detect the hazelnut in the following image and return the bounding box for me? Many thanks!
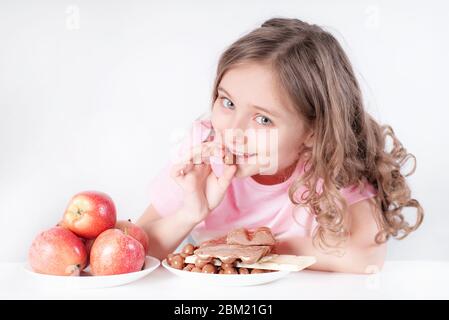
[170,255,185,270]
[238,268,249,274]
[195,258,210,269]
[220,262,235,269]
[182,243,195,256]
[201,264,216,274]
[223,267,238,274]
[167,253,175,264]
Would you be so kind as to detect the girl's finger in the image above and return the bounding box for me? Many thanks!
[170,161,194,178]
[180,162,195,176]
[216,164,237,190]
[193,162,212,176]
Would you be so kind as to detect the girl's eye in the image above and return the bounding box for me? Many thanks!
[218,96,272,126]
[220,97,235,110]
[255,115,273,126]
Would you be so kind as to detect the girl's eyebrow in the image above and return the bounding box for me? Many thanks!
[217,86,281,118]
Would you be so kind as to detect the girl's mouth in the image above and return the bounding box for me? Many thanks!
[225,146,257,159]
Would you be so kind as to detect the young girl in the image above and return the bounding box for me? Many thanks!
[137,17,423,274]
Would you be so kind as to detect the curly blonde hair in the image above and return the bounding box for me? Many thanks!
[209,17,424,255]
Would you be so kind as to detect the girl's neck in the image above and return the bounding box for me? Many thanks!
[250,160,299,185]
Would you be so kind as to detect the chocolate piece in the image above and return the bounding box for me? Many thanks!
[198,235,227,247]
[223,150,236,165]
[226,227,276,246]
[193,244,272,264]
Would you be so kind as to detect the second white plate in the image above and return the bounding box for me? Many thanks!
[162,259,290,286]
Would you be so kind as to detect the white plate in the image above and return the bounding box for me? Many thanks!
[24,256,160,289]
[162,259,290,287]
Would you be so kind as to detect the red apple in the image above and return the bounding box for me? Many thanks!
[62,191,116,239]
[28,226,87,276]
[90,229,145,275]
[115,219,150,254]
[78,237,95,266]
[85,238,95,256]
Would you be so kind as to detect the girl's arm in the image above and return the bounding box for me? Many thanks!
[136,204,200,260]
[277,198,387,274]
[137,141,237,261]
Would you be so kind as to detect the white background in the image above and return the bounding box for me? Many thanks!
[0,0,448,263]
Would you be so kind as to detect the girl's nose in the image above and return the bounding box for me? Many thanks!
[228,115,249,146]
[232,133,248,146]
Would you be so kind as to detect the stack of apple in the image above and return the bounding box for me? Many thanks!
[28,191,149,276]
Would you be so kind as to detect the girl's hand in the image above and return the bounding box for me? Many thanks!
[170,142,237,225]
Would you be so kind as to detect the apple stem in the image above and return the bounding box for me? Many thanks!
[128,219,132,222]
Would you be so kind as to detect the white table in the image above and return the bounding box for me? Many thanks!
[1,260,448,299]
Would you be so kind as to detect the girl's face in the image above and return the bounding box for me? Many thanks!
[211,62,312,179]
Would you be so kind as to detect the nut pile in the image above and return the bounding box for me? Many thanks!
[166,243,273,274]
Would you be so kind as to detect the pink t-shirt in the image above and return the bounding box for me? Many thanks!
[148,119,377,244]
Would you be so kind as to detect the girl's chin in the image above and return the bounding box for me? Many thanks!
[234,164,262,178]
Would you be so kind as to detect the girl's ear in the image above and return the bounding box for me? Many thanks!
[304,130,314,148]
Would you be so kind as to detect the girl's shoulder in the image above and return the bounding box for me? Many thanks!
[340,179,377,206]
